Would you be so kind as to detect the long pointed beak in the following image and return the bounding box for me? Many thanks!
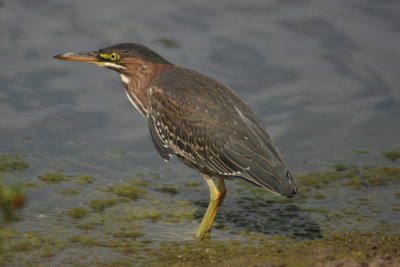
[53,51,103,65]
[54,50,126,71]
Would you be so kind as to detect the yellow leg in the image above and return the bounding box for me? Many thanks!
[196,175,226,240]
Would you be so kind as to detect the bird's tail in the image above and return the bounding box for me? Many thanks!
[240,155,298,198]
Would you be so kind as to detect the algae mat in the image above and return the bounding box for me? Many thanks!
[0,154,399,266]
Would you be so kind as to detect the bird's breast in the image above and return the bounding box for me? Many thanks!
[120,74,130,86]
[120,74,148,117]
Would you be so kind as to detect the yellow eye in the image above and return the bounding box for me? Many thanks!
[100,52,120,61]
[110,52,119,61]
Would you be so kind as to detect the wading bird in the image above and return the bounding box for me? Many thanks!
[54,43,298,240]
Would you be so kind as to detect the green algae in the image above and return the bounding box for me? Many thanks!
[341,177,364,189]
[112,231,143,239]
[38,172,66,183]
[104,182,145,200]
[38,172,95,184]
[382,150,400,161]
[59,188,80,196]
[157,200,197,223]
[123,207,162,221]
[148,172,161,179]
[0,182,25,220]
[89,198,128,211]
[91,258,136,267]
[0,154,29,172]
[128,178,153,187]
[236,165,400,238]
[312,192,326,200]
[392,204,400,212]
[333,163,357,172]
[361,166,400,187]
[163,209,195,223]
[143,199,198,223]
[69,235,98,246]
[156,184,179,196]
[77,222,97,230]
[185,181,201,188]
[149,232,400,267]
[132,173,147,180]
[71,174,95,184]
[296,170,346,188]
[1,226,398,267]
[0,228,65,263]
[67,207,89,219]
[1,164,399,266]
[296,165,400,192]
[16,232,65,251]
[22,181,40,188]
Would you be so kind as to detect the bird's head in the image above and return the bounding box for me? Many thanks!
[54,43,170,74]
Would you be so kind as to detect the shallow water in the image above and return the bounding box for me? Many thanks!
[0,0,400,266]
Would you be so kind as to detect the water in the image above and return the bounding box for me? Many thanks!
[1,0,400,168]
[0,0,399,266]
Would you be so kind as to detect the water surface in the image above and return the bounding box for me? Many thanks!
[0,0,399,266]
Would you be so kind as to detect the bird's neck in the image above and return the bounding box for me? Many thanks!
[120,61,170,117]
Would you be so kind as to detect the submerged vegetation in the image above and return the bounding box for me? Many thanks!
[152,232,400,267]
[0,182,25,220]
[0,227,398,266]
[0,154,29,173]
[0,154,27,220]
[383,150,400,161]
[38,172,66,183]
[0,161,399,266]
[294,164,400,193]
[38,172,95,184]
[103,182,146,200]
[67,207,89,219]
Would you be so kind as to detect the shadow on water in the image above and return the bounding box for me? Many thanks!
[194,191,323,240]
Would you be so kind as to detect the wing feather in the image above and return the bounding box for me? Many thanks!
[145,66,297,196]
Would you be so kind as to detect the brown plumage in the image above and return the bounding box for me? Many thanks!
[54,43,298,240]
